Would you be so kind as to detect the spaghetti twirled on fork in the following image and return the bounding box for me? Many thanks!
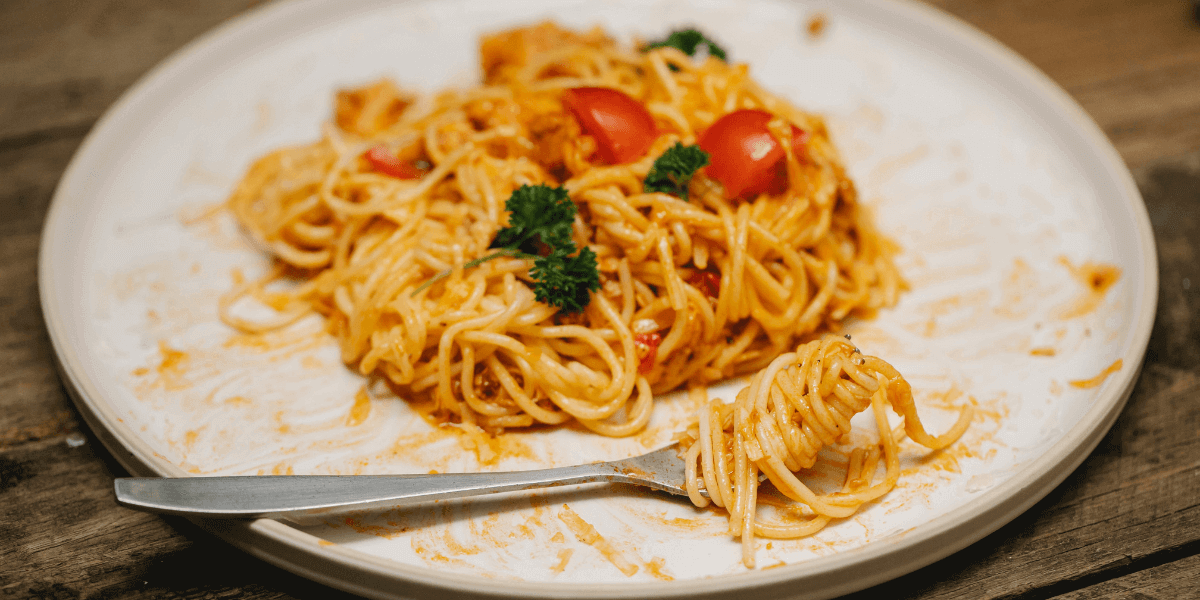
[679,335,972,567]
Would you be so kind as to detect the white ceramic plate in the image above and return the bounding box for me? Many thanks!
[40,0,1156,598]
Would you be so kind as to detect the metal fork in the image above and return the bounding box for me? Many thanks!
[114,444,696,520]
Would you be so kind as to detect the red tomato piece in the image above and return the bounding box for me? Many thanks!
[562,87,657,164]
[687,270,721,298]
[634,332,662,374]
[365,145,424,179]
[697,109,807,199]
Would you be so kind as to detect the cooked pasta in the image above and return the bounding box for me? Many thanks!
[222,22,903,438]
[678,335,972,567]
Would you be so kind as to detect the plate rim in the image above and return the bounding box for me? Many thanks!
[38,0,1159,598]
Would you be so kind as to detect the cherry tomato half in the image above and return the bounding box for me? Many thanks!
[697,109,807,199]
[634,332,662,374]
[562,87,658,164]
[365,145,424,179]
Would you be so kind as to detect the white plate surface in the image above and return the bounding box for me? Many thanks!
[40,0,1156,598]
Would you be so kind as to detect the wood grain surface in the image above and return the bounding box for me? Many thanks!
[2,1,1198,598]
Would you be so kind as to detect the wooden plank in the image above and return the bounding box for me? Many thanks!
[0,136,82,440]
[1050,552,1200,599]
[0,0,257,142]
[1139,154,1200,371]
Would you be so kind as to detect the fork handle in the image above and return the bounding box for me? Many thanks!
[115,463,614,520]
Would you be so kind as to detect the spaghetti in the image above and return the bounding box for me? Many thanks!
[223,22,903,437]
[678,335,972,567]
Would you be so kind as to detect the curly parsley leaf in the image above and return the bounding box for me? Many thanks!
[489,184,576,254]
[644,29,727,61]
[415,184,599,313]
[492,184,600,313]
[530,247,601,314]
[643,143,710,201]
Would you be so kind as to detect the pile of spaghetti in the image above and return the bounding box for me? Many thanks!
[223,23,903,437]
[679,335,971,567]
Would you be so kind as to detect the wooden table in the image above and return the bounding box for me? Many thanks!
[2,1,1198,598]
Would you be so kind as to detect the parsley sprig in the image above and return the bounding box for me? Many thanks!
[488,184,577,254]
[644,28,728,61]
[643,143,710,201]
[412,184,600,313]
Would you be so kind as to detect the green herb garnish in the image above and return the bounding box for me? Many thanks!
[412,184,600,313]
[488,184,577,254]
[529,246,600,314]
[644,28,728,61]
[643,143,710,201]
